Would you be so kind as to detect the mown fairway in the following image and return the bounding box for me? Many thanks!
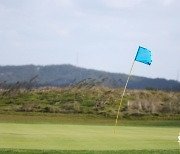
[0,123,180,151]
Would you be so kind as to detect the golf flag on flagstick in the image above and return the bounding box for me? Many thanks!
[114,46,152,134]
[135,46,152,65]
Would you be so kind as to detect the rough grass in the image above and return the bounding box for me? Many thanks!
[0,87,180,117]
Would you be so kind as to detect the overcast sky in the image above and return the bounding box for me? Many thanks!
[0,0,180,80]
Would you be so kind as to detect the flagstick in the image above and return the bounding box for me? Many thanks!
[114,60,135,134]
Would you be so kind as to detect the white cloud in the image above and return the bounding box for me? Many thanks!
[42,0,75,9]
[100,0,143,9]
[162,0,174,6]
[48,23,71,38]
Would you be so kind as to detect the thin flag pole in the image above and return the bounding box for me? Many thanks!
[114,60,135,134]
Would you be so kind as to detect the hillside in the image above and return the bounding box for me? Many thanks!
[0,64,179,90]
[0,87,180,118]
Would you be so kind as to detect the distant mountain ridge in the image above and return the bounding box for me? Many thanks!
[0,64,179,91]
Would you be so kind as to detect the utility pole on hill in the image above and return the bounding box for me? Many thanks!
[177,69,179,83]
[76,52,79,67]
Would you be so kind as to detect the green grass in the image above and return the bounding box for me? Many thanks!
[0,123,180,151]
[0,149,180,154]
[0,113,180,153]
[0,112,180,127]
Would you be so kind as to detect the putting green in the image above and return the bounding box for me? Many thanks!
[0,123,179,150]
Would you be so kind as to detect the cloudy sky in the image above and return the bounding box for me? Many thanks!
[0,0,179,80]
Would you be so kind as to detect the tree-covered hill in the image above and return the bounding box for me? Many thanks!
[0,64,179,90]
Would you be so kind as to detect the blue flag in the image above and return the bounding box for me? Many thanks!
[135,46,152,65]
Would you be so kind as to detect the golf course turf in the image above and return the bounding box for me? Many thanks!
[0,113,180,153]
[0,123,180,153]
